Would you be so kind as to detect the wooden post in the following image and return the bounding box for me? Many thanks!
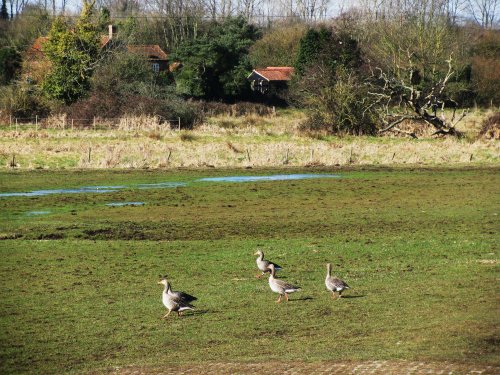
[349,147,353,164]
[178,117,181,131]
[167,150,172,163]
[15,118,18,132]
[35,115,38,132]
[284,148,289,165]
[392,152,396,161]
[310,148,314,162]
[93,117,96,130]
[469,153,473,162]
[88,147,91,163]
[246,148,251,162]
[9,115,12,129]
[63,117,66,129]
[71,119,74,131]
[11,154,15,168]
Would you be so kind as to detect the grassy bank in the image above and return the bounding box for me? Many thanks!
[0,109,498,169]
[0,167,498,374]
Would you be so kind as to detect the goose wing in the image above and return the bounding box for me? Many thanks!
[269,261,282,270]
[274,278,300,292]
[177,291,197,302]
[332,277,350,290]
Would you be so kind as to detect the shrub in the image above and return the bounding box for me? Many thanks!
[249,23,306,68]
[0,83,50,119]
[479,112,500,140]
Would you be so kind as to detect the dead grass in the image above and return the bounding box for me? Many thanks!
[0,109,498,169]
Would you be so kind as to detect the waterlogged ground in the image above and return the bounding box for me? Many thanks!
[0,167,498,374]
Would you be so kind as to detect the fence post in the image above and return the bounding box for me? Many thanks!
[35,115,38,132]
[93,117,96,130]
[9,115,12,130]
[88,147,91,163]
[15,118,18,132]
[246,148,251,162]
[71,119,74,131]
[178,117,181,131]
[63,117,66,129]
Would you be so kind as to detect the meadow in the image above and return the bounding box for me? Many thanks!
[0,167,498,374]
[0,109,498,170]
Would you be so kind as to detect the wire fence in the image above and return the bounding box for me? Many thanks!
[4,115,183,131]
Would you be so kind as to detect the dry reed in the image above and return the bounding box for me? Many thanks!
[1,111,498,169]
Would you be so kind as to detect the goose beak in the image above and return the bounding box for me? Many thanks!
[253,252,259,256]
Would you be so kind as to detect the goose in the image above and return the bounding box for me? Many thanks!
[325,263,350,298]
[267,263,301,303]
[254,249,282,278]
[161,275,197,303]
[158,277,194,318]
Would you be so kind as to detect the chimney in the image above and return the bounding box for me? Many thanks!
[108,24,115,39]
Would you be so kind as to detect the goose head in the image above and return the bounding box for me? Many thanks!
[254,249,264,257]
[157,275,170,288]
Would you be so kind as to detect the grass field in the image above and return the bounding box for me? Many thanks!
[0,167,499,374]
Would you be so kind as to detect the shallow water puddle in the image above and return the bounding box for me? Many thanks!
[1,186,123,197]
[0,183,185,198]
[196,174,341,183]
[25,210,51,216]
[105,202,145,207]
[0,174,339,198]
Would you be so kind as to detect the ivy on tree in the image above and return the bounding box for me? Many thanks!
[41,0,100,104]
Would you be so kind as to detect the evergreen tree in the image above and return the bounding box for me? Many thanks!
[0,47,20,84]
[41,0,100,104]
[172,17,260,100]
[0,0,8,20]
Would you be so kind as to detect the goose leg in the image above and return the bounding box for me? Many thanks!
[162,310,171,319]
[255,273,262,278]
[331,291,336,299]
[276,295,282,303]
[285,293,289,302]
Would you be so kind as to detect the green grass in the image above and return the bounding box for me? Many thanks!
[0,167,498,374]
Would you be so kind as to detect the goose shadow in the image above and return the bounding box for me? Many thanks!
[339,295,366,299]
[289,296,314,302]
[186,309,209,316]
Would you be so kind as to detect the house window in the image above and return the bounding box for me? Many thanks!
[152,63,160,73]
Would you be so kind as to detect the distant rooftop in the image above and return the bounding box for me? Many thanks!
[251,67,294,81]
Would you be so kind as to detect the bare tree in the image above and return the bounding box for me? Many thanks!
[466,0,499,27]
[371,54,467,138]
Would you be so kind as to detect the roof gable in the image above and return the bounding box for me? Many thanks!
[126,45,168,60]
[250,67,294,81]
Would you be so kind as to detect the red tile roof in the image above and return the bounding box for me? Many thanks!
[28,35,116,58]
[126,45,168,60]
[253,67,294,81]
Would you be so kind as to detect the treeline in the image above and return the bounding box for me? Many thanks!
[0,0,498,135]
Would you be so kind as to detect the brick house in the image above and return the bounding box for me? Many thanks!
[25,25,169,81]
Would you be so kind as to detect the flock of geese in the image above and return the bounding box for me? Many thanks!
[158,249,350,318]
